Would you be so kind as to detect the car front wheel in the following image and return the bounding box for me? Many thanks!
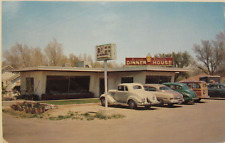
[128,100,137,109]
[158,99,164,106]
[100,98,105,106]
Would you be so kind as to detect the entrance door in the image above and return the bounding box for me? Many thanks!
[99,78,105,97]
[99,78,109,97]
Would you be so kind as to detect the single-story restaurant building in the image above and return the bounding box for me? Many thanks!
[11,66,189,100]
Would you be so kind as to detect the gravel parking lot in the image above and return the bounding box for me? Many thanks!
[2,99,225,143]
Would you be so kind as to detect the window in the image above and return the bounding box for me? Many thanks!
[159,86,171,91]
[192,83,200,89]
[144,86,148,91]
[149,87,157,91]
[121,77,133,83]
[175,85,182,90]
[69,76,90,92]
[26,77,34,94]
[46,76,90,94]
[133,85,142,90]
[145,76,171,84]
[118,86,124,91]
[168,85,175,90]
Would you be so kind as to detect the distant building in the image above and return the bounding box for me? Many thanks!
[2,65,20,94]
[11,66,189,100]
[76,61,92,68]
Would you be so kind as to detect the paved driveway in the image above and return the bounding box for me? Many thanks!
[3,99,225,143]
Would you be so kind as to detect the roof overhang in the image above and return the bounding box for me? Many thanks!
[10,66,190,73]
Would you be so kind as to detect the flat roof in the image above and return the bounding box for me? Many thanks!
[10,66,190,73]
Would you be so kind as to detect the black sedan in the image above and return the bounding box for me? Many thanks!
[208,83,225,98]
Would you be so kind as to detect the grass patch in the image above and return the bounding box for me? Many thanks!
[46,111,126,121]
[40,98,100,105]
[3,109,125,121]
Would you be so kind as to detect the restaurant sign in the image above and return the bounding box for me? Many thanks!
[96,44,116,61]
[126,56,173,66]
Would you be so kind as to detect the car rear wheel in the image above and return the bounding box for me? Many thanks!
[158,99,164,106]
[168,103,174,107]
[145,105,151,109]
[100,98,105,106]
[187,100,195,105]
[128,100,137,109]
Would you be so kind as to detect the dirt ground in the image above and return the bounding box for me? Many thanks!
[2,99,225,143]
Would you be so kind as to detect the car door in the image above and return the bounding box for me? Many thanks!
[120,86,130,103]
[208,85,217,97]
[148,86,162,99]
[218,85,225,97]
[114,85,124,102]
[114,85,129,103]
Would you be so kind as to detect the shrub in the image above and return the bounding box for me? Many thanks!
[16,94,40,101]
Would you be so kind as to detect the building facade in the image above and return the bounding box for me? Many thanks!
[12,66,189,99]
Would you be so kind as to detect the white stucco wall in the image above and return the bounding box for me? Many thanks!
[20,71,45,98]
[19,70,176,99]
[108,71,175,89]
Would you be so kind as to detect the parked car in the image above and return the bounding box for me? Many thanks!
[180,81,210,102]
[99,83,159,109]
[162,82,199,104]
[143,84,184,107]
[208,83,225,98]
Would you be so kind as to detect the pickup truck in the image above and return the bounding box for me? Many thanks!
[99,83,159,109]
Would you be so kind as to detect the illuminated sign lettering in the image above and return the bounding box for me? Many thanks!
[126,56,173,66]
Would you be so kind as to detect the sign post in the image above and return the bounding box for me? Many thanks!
[104,60,108,109]
[96,44,116,109]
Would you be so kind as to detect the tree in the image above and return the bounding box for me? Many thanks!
[154,51,192,81]
[3,49,20,68]
[193,40,224,75]
[31,47,47,66]
[216,31,225,44]
[44,38,67,66]
[3,43,32,68]
[68,54,80,67]
[215,31,225,75]
[92,61,104,68]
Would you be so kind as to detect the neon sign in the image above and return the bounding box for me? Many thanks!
[126,56,173,66]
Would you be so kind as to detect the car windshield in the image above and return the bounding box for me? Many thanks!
[184,85,190,89]
[219,85,225,89]
[133,85,142,90]
[159,86,171,90]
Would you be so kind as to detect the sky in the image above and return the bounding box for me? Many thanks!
[2,1,225,64]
